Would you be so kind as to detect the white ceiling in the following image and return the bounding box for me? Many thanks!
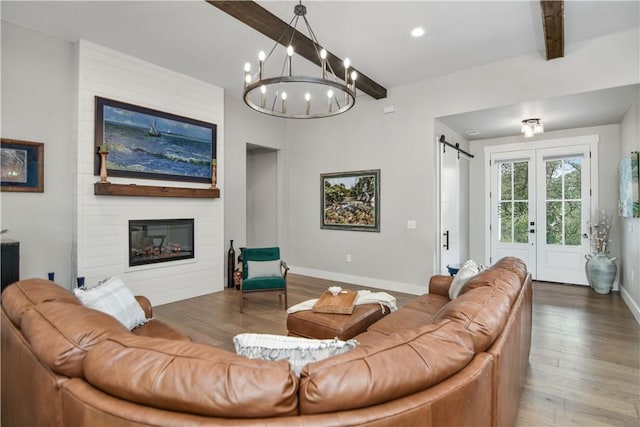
[2,1,639,140]
[438,83,640,141]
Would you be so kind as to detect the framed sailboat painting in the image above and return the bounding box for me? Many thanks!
[94,97,217,183]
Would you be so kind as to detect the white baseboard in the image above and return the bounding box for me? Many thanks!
[289,266,426,296]
[620,285,640,325]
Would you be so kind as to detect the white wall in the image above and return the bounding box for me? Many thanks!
[619,96,640,323]
[284,29,639,295]
[1,22,74,286]
[223,95,286,274]
[246,149,278,247]
[74,41,224,305]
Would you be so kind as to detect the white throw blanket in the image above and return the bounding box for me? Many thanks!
[286,290,398,314]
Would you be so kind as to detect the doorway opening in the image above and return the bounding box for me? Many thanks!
[246,144,278,247]
[438,132,472,275]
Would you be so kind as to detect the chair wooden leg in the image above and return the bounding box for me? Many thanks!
[284,287,288,309]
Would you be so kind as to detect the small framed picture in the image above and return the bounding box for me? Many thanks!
[619,151,639,218]
[1,138,44,192]
[321,169,380,232]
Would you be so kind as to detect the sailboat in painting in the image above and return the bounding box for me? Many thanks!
[148,120,161,137]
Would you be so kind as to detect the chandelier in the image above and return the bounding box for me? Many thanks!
[242,1,357,119]
[521,118,544,138]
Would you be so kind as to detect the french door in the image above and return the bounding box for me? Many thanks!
[490,150,537,274]
[490,143,593,285]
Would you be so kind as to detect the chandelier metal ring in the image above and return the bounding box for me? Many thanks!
[244,76,356,119]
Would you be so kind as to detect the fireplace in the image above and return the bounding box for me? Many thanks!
[129,219,194,267]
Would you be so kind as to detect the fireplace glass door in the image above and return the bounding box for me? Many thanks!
[129,219,194,267]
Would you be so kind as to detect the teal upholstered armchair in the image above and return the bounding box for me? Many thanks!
[240,247,289,313]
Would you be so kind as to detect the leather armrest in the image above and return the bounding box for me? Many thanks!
[428,275,454,297]
[134,295,152,318]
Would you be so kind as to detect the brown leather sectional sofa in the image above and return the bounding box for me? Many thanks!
[1,257,532,426]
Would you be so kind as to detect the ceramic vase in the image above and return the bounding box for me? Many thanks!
[585,253,617,294]
[227,240,236,288]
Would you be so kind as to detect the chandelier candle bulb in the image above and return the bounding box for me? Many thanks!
[305,92,311,115]
[243,62,252,87]
[258,51,265,79]
[344,57,351,82]
[321,49,327,79]
[287,45,294,76]
[281,92,287,114]
[260,85,267,108]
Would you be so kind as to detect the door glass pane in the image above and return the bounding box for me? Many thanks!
[513,162,528,200]
[498,160,529,243]
[546,160,563,199]
[514,202,529,243]
[544,156,583,246]
[565,201,582,245]
[499,202,513,242]
[564,158,582,199]
[546,201,562,244]
[500,163,512,199]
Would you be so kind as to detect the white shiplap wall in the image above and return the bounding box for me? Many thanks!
[75,40,224,305]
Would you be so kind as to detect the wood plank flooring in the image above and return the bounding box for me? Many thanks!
[153,276,639,426]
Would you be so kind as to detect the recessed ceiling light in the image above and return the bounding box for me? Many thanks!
[465,130,480,137]
[411,27,425,38]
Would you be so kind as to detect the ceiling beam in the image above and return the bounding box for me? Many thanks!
[540,0,564,60]
[206,0,387,100]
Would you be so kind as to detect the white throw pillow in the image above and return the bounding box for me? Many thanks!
[448,260,480,300]
[246,260,281,279]
[233,333,358,377]
[74,277,147,330]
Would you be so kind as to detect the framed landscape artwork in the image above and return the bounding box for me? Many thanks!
[321,169,380,232]
[1,138,44,193]
[94,97,217,183]
[619,151,639,218]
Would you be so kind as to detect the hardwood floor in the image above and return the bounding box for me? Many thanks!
[153,275,639,426]
[518,282,639,427]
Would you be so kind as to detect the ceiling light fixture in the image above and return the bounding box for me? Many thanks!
[411,27,425,38]
[521,118,544,138]
[242,1,356,119]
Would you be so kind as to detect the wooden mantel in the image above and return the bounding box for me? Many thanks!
[94,182,220,198]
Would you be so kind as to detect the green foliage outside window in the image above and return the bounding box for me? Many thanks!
[499,161,529,243]
[498,156,583,247]
[545,158,582,246]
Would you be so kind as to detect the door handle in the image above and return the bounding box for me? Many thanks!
[443,230,450,250]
